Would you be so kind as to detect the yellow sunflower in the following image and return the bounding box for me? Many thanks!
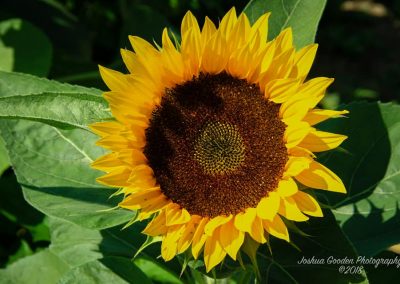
[91,8,348,272]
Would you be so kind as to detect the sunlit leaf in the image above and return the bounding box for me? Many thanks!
[243,0,327,49]
[318,102,400,256]
[0,19,52,76]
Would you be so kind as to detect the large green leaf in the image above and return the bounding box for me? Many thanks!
[0,19,52,77]
[317,102,400,256]
[256,209,368,283]
[0,71,101,97]
[0,71,110,130]
[49,218,183,284]
[0,120,133,229]
[0,138,9,176]
[0,250,69,284]
[243,0,327,49]
[58,257,151,284]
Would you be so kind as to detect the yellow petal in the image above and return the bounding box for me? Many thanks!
[165,205,191,226]
[219,7,237,37]
[275,28,293,55]
[284,121,311,149]
[127,164,156,189]
[295,160,346,193]
[201,16,217,44]
[204,215,232,236]
[119,187,162,210]
[249,216,267,244]
[181,11,200,36]
[181,27,201,76]
[303,109,349,126]
[264,78,300,103]
[298,129,347,152]
[219,219,244,260]
[288,146,315,158]
[117,149,147,166]
[91,153,124,171]
[201,30,228,74]
[249,13,270,42]
[290,44,318,81]
[278,196,309,221]
[177,216,201,253]
[162,28,176,50]
[234,208,256,232]
[191,218,208,259]
[90,121,123,137]
[99,66,129,92]
[142,210,167,236]
[262,215,289,242]
[283,156,311,178]
[292,191,323,217]
[161,225,185,261]
[129,36,158,57]
[256,191,280,220]
[96,167,131,187]
[280,77,334,124]
[227,13,250,49]
[277,177,298,197]
[204,234,227,272]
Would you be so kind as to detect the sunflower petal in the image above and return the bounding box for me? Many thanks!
[283,156,311,178]
[264,78,300,103]
[161,225,185,261]
[277,177,298,197]
[295,160,346,193]
[177,216,201,253]
[262,215,289,241]
[204,234,227,272]
[249,216,267,244]
[256,192,280,220]
[204,215,232,236]
[278,196,309,221]
[291,44,318,81]
[234,208,256,232]
[284,121,311,149]
[219,219,245,260]
[166,206,191,226]
[292,191,323,217]
[191,218,209,259]
[142,211,167,236]
[298,129,347,152]
[303,109,349,126]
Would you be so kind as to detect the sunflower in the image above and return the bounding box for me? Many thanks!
[91,8,348,272]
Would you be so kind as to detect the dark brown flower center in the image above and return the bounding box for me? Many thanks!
[144,72,288,218]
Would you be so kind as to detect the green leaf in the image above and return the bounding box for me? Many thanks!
[0,120,133,229]
[0,71,101,97]
[49,217,141,268]
[0,18,52,77]
[0,250,69,284]
[58,257,151,284]
[133,258,183,284]
[0,71,110,130]
[0,138,9,176]
[243,0,327,49]
[256,209,368,283]
[49,218,183,283]
[317,102,400,256]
